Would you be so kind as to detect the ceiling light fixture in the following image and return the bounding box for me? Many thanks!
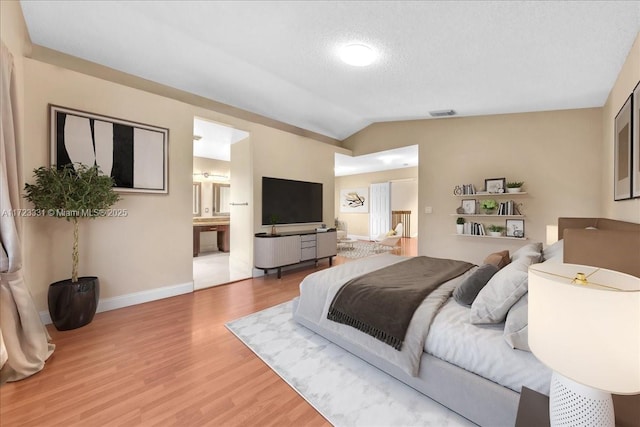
[339,43,376,67]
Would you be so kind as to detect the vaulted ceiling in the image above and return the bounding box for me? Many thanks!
[20,1,640,141]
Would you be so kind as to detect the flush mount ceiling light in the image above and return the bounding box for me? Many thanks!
[339,43,376,66]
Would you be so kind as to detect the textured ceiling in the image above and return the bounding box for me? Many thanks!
[20,1,640,141]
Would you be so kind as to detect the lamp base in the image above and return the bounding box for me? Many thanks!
[549,372,614,427]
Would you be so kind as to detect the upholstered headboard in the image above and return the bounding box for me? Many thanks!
[558,217,640,278]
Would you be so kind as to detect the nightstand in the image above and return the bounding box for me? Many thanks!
[515,387,549,427]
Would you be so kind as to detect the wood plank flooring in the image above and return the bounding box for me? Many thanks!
[0,239,416,426]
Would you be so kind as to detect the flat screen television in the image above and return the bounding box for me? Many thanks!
[262,177,323,225]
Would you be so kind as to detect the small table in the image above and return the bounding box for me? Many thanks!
[337,238,356,250]
[515,386,640,427]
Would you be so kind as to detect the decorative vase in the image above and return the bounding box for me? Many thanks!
[48,276,100,331]
[456,224,464,234]
[507,187,522,193]
[489,231,502,237]
[483,209,495,215]
[271,225,277,235]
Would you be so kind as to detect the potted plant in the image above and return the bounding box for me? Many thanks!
[24,163,120,331]
[480,199,498,214]
[506,181,524,193]
[487,224,505,237]
[456,217,465,234]
[269,214,280,235]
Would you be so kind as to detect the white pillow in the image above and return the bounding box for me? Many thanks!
[542,239,564,262]
[470,260,529,324]
[504,293,530,351]
[511,242,542,264]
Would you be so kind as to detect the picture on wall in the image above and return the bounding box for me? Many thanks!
[340,188,368,213]
[506,219,525,238]
[614,95,632,201]
[633,81,640,198]
[50,105,169,194]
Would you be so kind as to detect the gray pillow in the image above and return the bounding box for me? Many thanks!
[504,293,530,351]
[453,264,499,306]
[542,239,563,262]
[470,260,529,324]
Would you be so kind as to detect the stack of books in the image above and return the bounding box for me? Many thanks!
[497,200,522,215]
[463,222,486,235]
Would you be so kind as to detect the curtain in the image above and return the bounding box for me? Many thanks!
[0,41,55,384]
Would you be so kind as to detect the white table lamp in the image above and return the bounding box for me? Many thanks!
[528,263,640,427]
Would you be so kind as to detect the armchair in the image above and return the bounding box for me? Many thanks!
[373,223,403,251]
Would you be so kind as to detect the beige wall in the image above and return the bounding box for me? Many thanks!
[335,167,418,238]
[18,58,340,312]
[22,59,195,310]
[344,109,603,265]
[252,128,338,235]
[601,32,640,221]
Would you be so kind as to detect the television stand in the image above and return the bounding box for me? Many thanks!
[254,230,337,278]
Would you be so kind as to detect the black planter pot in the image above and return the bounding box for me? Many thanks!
[48,276,100,331]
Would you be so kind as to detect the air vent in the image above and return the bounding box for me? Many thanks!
[429,110,456,117]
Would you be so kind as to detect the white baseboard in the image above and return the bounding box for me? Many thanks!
[39,281,194,325]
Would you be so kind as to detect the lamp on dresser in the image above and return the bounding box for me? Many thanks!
[528,263,640,427]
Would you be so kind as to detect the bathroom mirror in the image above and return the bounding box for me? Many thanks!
[213,183,230,215]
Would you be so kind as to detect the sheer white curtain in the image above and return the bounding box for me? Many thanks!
[0,41,54,383]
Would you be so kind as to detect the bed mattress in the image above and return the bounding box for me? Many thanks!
[425,297,551,394]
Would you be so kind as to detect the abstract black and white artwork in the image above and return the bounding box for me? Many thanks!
[50,105,169,193]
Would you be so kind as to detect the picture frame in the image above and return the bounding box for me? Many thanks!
[340,188,368,213]
[462,199,476,214]
[632,81,640,198]
[614,95,632,201]
[484,177,506,194]
[50,105,169,194]
[506,219,525,238]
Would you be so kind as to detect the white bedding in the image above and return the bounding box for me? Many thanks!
[425,298,551,394]
[293,254,476,376]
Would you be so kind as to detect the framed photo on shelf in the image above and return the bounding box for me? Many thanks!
[506,219,525,238]
[632,81,640,198]
[485,177,506,194]
[462,199,476,214]
[614,95,632,201]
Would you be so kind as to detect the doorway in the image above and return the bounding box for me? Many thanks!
[192,117,251,289]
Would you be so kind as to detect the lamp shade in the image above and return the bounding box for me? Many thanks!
[528,263,640,394]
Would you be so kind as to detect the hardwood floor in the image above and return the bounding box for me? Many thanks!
[0,239,416,426]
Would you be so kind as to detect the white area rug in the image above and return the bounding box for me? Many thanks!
[337,241,392,259]
[225,301,475,427]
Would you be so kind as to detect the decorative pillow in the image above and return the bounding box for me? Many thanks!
[511,242,543,265]
[453,264,499,306]
[542,239,563,262]
[504,293,530,351]
[483,250,510,269]
[470,260,529,324]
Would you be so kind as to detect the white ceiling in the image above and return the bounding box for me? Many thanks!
[20,1,640,142]
[193,118,249,162]
[335,145,418,177]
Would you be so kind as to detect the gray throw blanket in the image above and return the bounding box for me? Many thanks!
[327,256,474,350]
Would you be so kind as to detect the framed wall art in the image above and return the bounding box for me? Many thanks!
[462,199,476,214]
[614,95,632,201]
[506,219,525,238]
[340,188,368,213]
[50,105,169,194]
[633,81,640,198]
[484,177,506,194]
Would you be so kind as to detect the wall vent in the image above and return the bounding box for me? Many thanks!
[429,109,456,117]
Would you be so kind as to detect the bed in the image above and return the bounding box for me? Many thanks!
[292,217,640,426]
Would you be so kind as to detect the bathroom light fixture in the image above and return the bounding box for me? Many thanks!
[339,43,376,66]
